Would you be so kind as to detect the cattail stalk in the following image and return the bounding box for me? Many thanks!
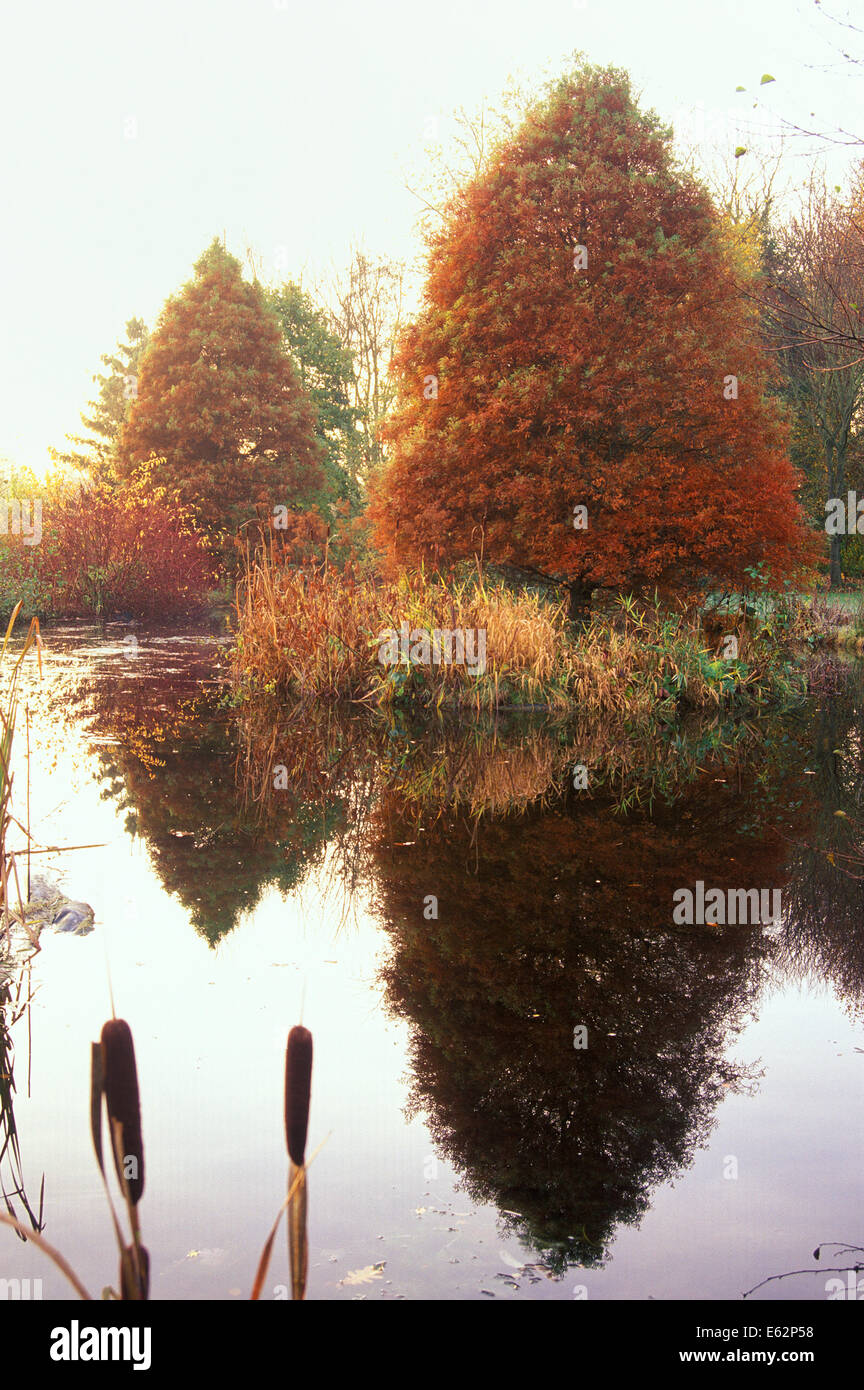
[288,1162,308,1300]
[120,1243,150,1301]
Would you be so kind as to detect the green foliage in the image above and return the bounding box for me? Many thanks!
[265,282,363,516]
[0,463,52,617]
[50,318,149,483]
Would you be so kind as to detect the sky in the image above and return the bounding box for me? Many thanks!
[0,0,861,477]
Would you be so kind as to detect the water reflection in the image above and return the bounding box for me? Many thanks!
[370,775,798,1271]
[18,625,864,1287]
[773,656,864,1010]
[45,633,341,942]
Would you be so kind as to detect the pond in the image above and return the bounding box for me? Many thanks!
[1,621,863,1302]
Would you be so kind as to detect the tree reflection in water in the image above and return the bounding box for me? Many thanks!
[50,634,864,1275]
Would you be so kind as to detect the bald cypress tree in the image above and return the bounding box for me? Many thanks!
[117,241,323,547]
[372,63,816,610]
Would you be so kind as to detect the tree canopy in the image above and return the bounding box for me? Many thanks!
[265,280,362,512]
[763,173,864,586]
[116,240,323,545]
[371,62,816,604]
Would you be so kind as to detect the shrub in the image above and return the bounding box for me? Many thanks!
[0,470,212,619]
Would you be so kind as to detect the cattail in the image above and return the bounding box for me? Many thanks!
[120,1243,150,1301]
[101,1019,145,1205]
[284,1026,313,1166]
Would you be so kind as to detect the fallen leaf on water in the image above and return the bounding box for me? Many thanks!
[341,1262,386,1287]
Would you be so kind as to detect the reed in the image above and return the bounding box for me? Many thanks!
[284,1025,313,1167]
[0,974,44,1236]
[0,1012,150,1300]
[2,1003,323,1301]
[100,1019,145,1207]
[249,1024,316,1301]
[120,1242,150,1300]
[232,548,804,718]
[89,1018,148,1299]
[284,1025,312,1300]
[0,603,42,953]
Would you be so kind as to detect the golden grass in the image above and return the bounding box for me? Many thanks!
[233,549,574,709]
[232,547,801,719]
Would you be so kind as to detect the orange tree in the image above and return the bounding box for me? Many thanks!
[370,63,818,618]
[116,241,323,555]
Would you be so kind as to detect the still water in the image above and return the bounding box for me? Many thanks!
[1,622,863,1301]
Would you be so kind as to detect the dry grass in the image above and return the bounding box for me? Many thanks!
[233,549,572,709]
[232,548,803,719]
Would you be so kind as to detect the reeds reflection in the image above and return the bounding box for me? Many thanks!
[34,626,864,1282]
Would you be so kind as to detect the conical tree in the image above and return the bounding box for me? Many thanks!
[371,63,817,615]
[52,317,149,483]
[116,241,323,546]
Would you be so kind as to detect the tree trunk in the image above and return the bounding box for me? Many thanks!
[829,532,843,590]
[567,581,595,627]
[826,437,846,590]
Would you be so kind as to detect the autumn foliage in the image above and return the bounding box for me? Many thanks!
[371,64,818,601]
[116,241,323,550]
[20,472,212,617]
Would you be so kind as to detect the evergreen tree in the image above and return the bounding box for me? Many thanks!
[52,318,149,482]
[265,281,362,512]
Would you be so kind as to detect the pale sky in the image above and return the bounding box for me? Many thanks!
[0,0,860,476]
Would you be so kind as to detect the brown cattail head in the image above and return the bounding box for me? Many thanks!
[284,1026,313,1166]
[101,1019,145,1205]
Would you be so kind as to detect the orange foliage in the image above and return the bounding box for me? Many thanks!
[371,65,819,595]
[116,240,323,549]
